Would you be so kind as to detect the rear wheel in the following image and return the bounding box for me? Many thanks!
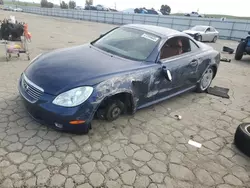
[196,67,214,93]
[235,42,245,60]
[212,36,217,43]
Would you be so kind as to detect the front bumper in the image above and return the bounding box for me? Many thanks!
[18,75,96,133]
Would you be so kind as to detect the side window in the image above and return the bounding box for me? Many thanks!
[206,27,211,32]
[189,39,199,51]
[210,27,215,32]
[160,36,191,60]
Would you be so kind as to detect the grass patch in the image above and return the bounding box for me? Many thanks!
[3,1,60,8]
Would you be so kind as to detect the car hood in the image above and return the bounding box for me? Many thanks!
[24,44,142,95]
[183,30,203,35]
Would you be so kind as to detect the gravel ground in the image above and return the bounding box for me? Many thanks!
[0,11,249,188]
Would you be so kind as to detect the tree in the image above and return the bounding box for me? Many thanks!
[40,0,48,7]
[68,0,76,9]
[40,0,54,8]
[60,1,68,9]
[47,2,53,8]
[160,5,171,15]
[85,0,93,6]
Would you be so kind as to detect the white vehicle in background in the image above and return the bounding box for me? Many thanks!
[122,8,135,14]
[185,11,204,17]
[96,4,109,11]
[183,25,219,42]
[14,8,23,12]
[75,6,84,10]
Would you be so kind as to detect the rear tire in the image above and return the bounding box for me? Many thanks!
[196,67,214,93]
[235,42,245,60]
[212,36,217,43]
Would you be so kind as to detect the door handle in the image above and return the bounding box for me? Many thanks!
[189,59,198,67]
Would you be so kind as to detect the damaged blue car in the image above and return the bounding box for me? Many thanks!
[18,24,220,134]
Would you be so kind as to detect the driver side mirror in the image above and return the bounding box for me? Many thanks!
[162,66,172,82]
[100,33,105,38]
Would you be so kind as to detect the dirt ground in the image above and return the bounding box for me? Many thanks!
[0,11,249,188]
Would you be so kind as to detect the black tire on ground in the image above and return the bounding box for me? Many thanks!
[212,36,217,43]
[196,67,214,93]
[235,42,245,60]
[234,123,250,157]
[105,100,125,121]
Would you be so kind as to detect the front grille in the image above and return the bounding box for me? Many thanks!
[21,74,44,102]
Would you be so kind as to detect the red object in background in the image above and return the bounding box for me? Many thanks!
[24,23,31,40]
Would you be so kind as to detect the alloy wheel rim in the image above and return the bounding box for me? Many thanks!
[200,68,213,90]
[112,107,121,118]
[245,124,250,135]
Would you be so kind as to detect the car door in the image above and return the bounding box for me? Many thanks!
[203,27,211,41]
[210,27,217,39]
[206,27,215,41]
[154,36,199,100]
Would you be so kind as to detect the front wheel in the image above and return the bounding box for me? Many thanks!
[235,42,245,60]
[196,67,214,93]
[105,100,124,121]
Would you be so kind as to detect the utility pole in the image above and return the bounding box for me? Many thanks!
[114,2,116,10]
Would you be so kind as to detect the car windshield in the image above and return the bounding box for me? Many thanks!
[91,27,160,61]
[190,26,207,32]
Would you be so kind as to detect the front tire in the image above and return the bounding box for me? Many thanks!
[196,67,214,93]
[235,42,245,60]
[105,100,124,121]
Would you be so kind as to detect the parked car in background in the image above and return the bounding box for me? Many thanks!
[96,4,109,11]
[183,25,219,42]
[85,5,97,10]
[14,8,23,12]
[18,24,220,134]
[109,8,118,12]
[122,8,135,14]
[235,31,250,60]
[185,11,204,17]
[146,9,163,15]
[134,8,148,14]
[3,6,14,11]
[75,6,84,10]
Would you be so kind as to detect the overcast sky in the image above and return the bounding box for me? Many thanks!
[28,0,250,17]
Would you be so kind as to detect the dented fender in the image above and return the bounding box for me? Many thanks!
[92,66,162,112]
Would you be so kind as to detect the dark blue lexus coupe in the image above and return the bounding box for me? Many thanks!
[18,24,220,134]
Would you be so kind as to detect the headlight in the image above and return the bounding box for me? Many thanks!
[52,86,93,107]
